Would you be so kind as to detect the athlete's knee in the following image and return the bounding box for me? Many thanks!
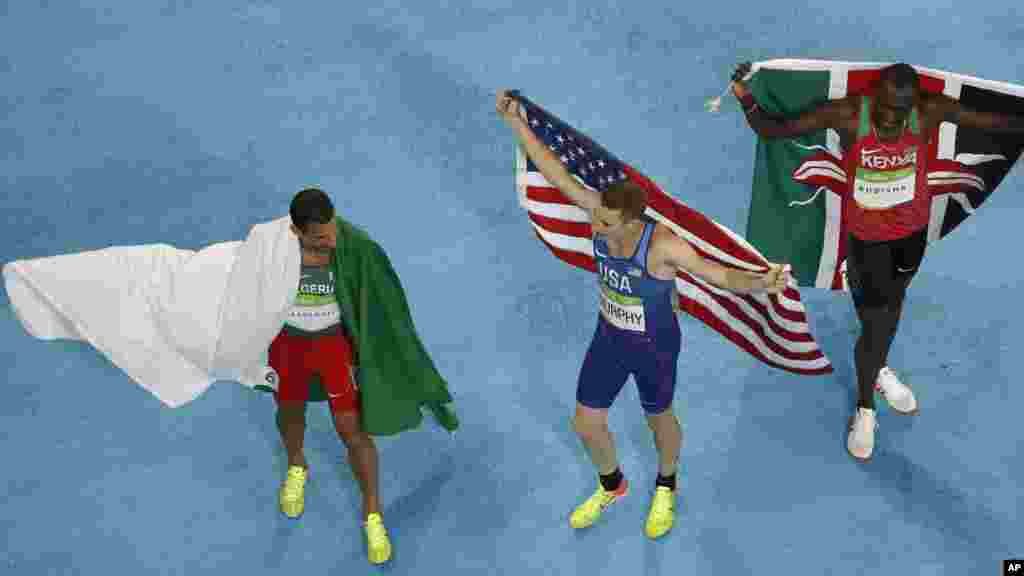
[857,300,891,327]
[866,301,903,332]
[333,410,370,447]
[645,407,677,431]
[573,406,609,440]
[341,431,373,452]
[849,267,902,309]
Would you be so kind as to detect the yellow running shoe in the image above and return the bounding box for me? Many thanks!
[364,513,392,564]
[279,466,307,518]
[569,478,629,529]
[644,486,675,539]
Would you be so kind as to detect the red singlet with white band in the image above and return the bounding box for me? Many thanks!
[844,94,931,241]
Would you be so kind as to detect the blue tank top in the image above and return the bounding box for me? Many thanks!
[592,219,677,337]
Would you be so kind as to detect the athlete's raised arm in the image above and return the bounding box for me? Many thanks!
[496,89,601,211]
[730,62,854,140]
[923,92,1024,133]
[657,231,789,295]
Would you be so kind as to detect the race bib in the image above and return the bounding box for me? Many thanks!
[853,166,916,210]
[599,286,646,332]
[287,266,342,332]
[285,303,341,332]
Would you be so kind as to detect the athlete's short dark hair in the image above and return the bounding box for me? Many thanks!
[602,180,648,222]
[289,188,334,233]
[879,63,919,92]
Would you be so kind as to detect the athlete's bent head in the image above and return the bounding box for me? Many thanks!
[592,180,647,236]
[873,63,920,142]
[290,187,337,254]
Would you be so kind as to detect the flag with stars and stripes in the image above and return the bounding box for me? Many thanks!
[510,91,832,375]
[742,59,1024,290]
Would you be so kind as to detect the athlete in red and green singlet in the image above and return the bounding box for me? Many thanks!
[731,62,1024,461]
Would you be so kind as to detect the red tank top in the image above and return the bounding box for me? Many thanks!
[844,95,931,241]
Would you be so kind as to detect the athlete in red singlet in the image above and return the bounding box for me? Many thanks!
[730,62,1024,461]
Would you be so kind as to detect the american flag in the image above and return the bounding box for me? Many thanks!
[510,91,833,375]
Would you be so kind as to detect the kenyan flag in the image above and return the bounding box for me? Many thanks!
[743,59,1024,289]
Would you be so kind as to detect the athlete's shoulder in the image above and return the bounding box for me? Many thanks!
[914,92,959,131]
[648,220,671,240]
[648,221,697,269]
[917,91,955,114]
[649,222,685,253]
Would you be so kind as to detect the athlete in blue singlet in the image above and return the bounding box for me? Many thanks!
[498,90,791,539]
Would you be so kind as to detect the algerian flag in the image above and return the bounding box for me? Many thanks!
[741,59,1024,289]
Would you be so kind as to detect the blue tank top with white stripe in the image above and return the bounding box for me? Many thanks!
[592,219,677,338]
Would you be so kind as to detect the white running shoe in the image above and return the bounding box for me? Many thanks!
[876,366,918,415]
[847,407,877,461]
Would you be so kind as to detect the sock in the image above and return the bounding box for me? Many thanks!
[656,473,676,491]
[599,468,623,492]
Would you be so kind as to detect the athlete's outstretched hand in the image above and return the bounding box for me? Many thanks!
[761,263,791,295]
[731,61,753,99]
[496,90,521,124]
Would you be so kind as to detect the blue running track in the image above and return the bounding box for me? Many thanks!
[2,2,1021,574]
